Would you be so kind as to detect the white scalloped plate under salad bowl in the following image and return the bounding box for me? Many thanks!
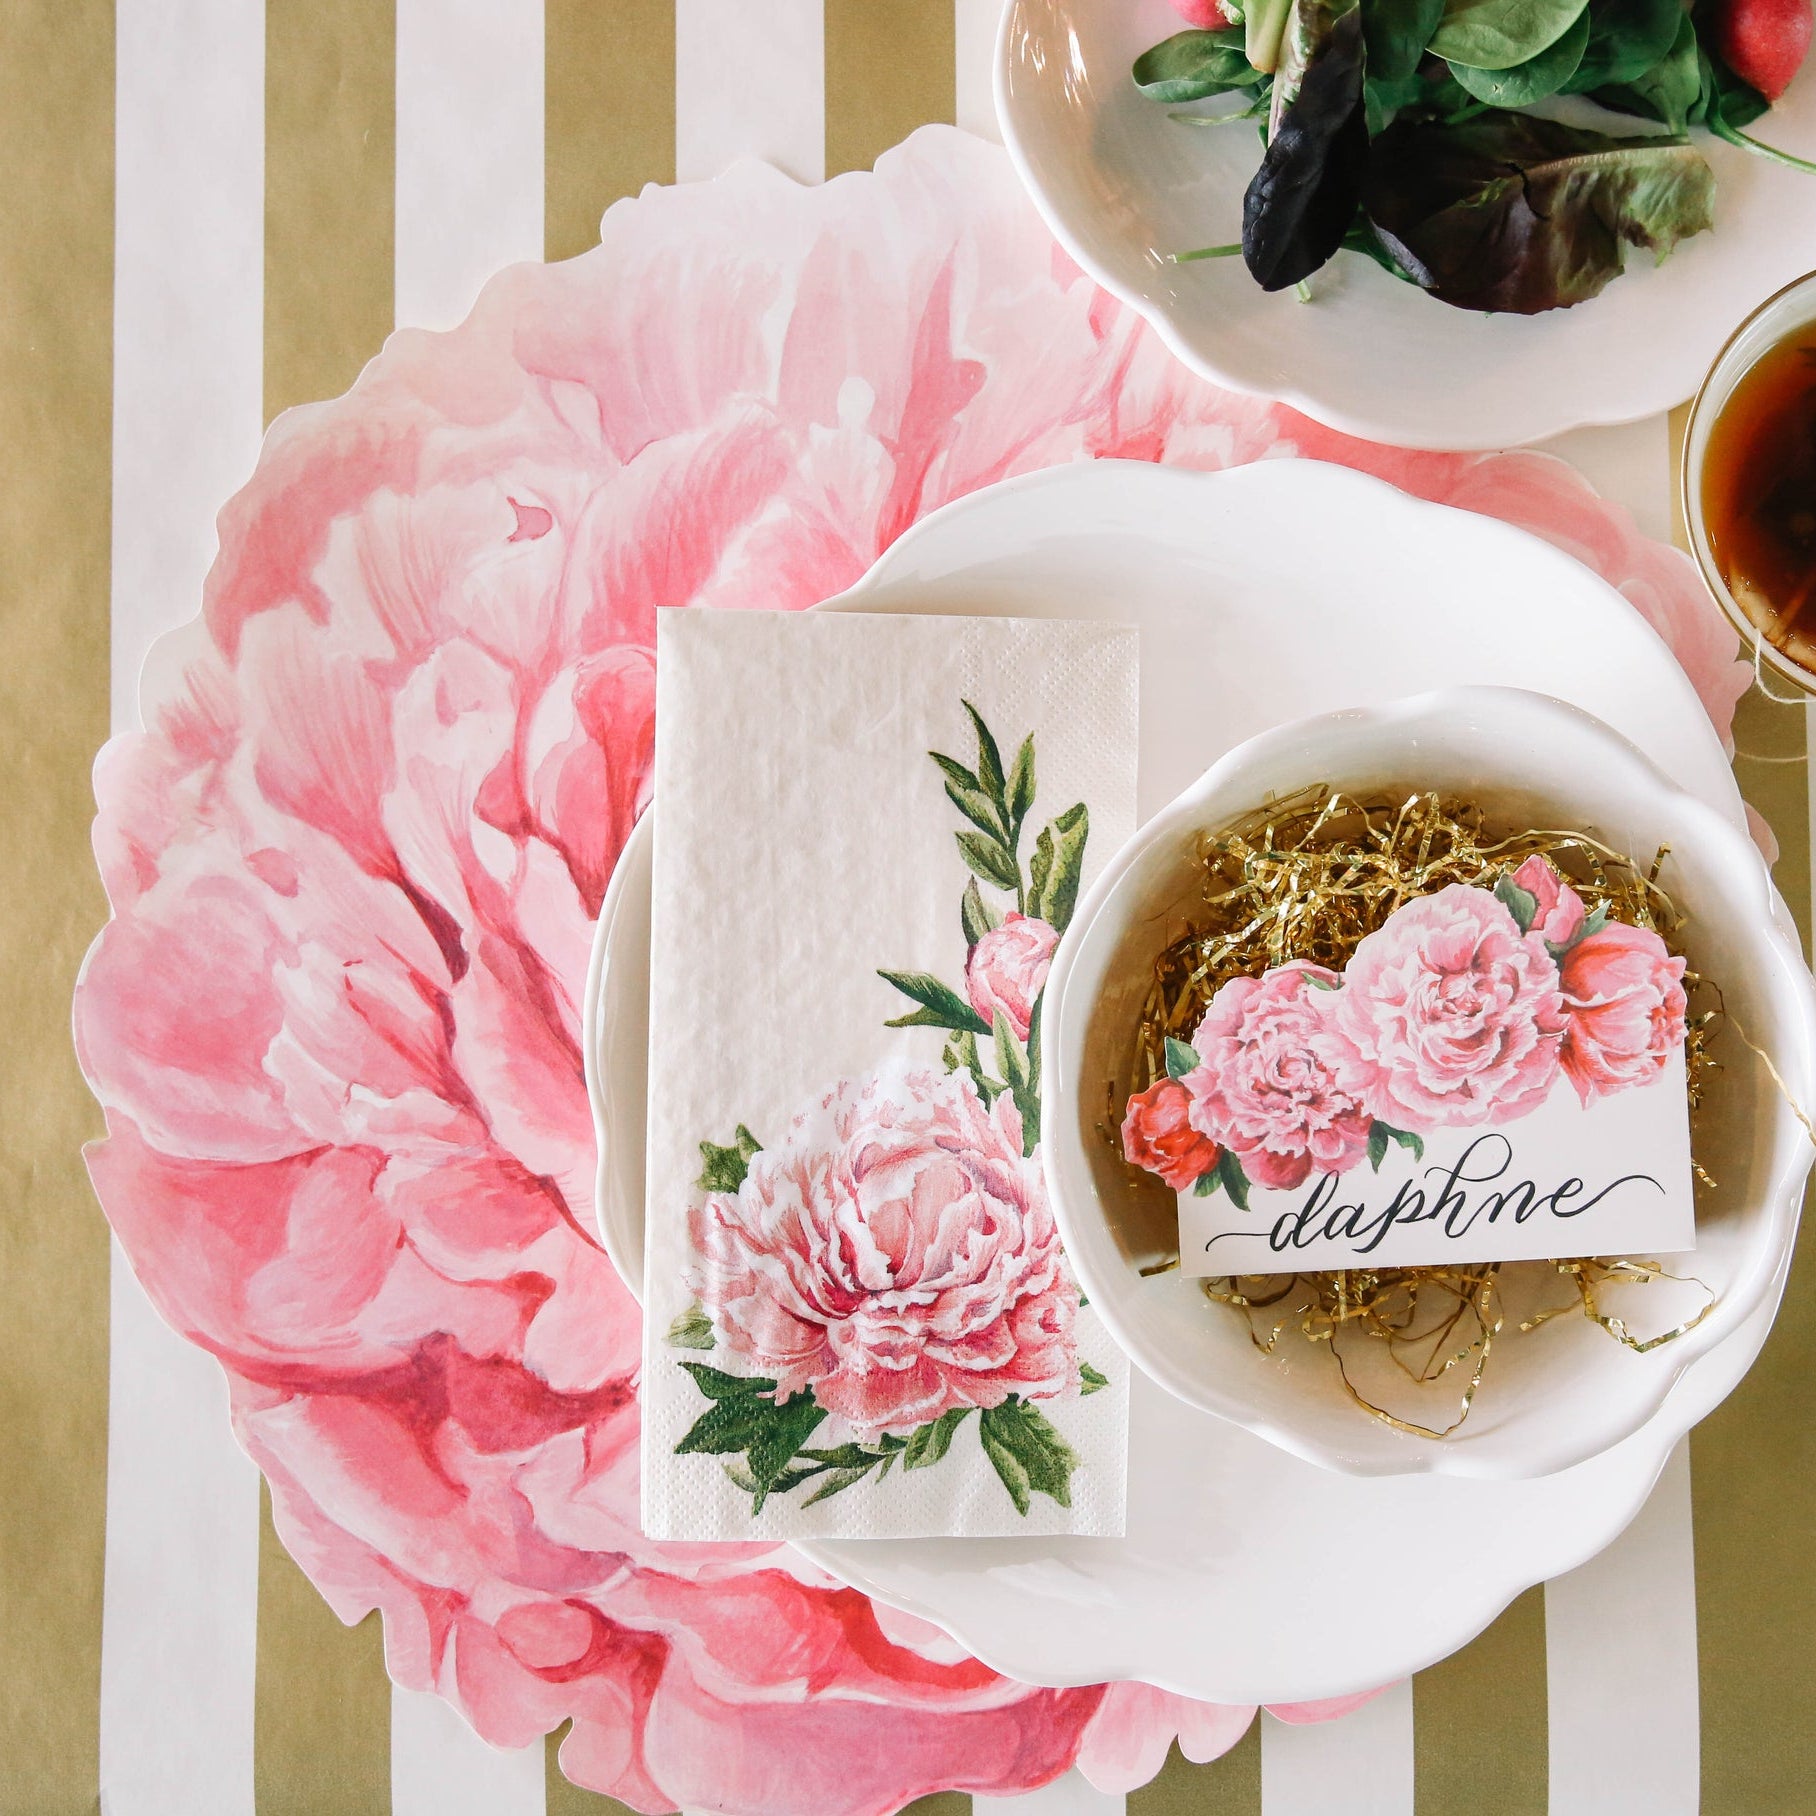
[997,0,1816,449]
[585,460,1793,1702]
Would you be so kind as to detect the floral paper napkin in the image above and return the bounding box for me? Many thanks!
[641,609,1137,1541]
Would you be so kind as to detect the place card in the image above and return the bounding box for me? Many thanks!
[642,608,1138,1542]
[1143,862,1697,1272]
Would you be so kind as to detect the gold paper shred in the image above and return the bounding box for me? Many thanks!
[1119,787,1719,1437]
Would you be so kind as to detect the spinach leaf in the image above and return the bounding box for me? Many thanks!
[1591,10,1700,131]
[1247,0,1297,71]
[1361,0,1447,79]
[1133,28,1266,102]
[1429,0,1590,71]
[1690,39,1771,132]
[1243,3,1370,289]
[1564,0,1684,91]
[1365,69,1430,131]
[1362,112,1714,312]
[1693,43,1816,172]
[1448,2,1589,103]
[1367,62,1487,131]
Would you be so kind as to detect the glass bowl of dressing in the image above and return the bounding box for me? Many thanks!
[1685,271,1816,695]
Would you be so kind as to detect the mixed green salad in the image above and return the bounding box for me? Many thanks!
[1135,0,1815,311]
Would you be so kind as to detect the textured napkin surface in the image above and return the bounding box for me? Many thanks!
[642,608,1137,1540]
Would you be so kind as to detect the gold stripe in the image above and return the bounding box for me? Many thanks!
[256,2,396,1806]
[254,1484,392,1815]
[1668,399,1693,554]
[545,0,675,264]
[1686,433,1816,1807]
[824,0,956,179]
[264,0,396,427]
[0,1,113,1807]
[1693,1189,1816,1813]
[1678,366,1816,1806]
[1129,1724,1261,1813]
[1414,1587,1547,1813]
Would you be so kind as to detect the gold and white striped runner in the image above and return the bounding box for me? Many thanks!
[6,4,1814,1811]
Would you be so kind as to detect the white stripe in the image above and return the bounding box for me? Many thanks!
[955,0,1005,142]
[975,1769,1127,1814]
[390,1687,545,1816]
[101,1261,262,1816]
[675,0,825,184]
[1535,407,1700,1816]
[389,3,547,1809]
[1261,1686,1415,1816]
[108,0,266,732]
[102,4,265,1813]
[1544,1440,1699,1815]
[395,0,545,331]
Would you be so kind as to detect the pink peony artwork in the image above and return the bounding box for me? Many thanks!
[1122,1077,1223,1192]
[1511,851,1589,949]
[1559,922,1690,1105]
[1126,856,1689,1212]
[668,700,1106,1527]
[1183,963,1375,1190]
[687,1063,1076,1444]
[966,913,1058,1045]
[1333,885,1567,1131]
[75,126,1741,1811]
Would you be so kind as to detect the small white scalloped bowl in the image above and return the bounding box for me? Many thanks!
[1042,687,1816,1479]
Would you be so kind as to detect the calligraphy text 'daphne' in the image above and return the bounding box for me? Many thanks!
[1203,1134,1665,1262]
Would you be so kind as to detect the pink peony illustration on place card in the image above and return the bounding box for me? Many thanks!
[73,124,1741,1811]
[1129,855,1696,1274]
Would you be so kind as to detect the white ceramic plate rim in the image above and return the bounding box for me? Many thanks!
[583,459,1792,1696]
[812,1295,1785,1700]
[586,805,1788,1697]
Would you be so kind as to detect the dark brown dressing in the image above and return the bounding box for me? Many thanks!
[1703,325,1816,665]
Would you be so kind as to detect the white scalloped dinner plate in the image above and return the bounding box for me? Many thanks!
[586,461,1783,1702]
[997,0,1816,449]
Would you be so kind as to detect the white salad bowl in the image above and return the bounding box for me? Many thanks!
[1042,686,1816,1479]
[997,0,1816,448]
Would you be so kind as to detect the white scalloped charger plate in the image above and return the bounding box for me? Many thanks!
[586,461,1785,1701]
[997,0,1816,449]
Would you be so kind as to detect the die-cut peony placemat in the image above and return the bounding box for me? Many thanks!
[73,125,1747,1813]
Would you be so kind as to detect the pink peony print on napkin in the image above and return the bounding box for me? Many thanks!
[72,124,1743,1810]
